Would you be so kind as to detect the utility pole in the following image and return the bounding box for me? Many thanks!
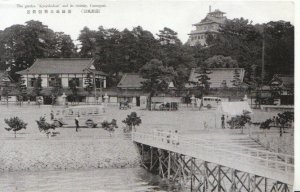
[261,27,265,84]
[93,71,97,104]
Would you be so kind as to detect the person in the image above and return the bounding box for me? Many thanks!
[172,130,179,145]
[166,130,171,143]
[221,115,225,129]
[50,110,54,121]
[75,115,79,132]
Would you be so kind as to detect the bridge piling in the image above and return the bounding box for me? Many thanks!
[133,132,293,192]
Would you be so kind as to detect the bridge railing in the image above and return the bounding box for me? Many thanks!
[132,131,294,185]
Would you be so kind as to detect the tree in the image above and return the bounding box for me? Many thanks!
[195,65,211,96]
[33,75,42,98]
[36,116,57,138]
[1,80,11,106]
[4,117,27,138]
[204,18,262,84]
[50,75,62,105]
[227,111,251,134]
[16,76,27,105]
[53,32,76,58]
[204,55,238,68]
[122,112,141,132]
[69,78,78,103]
[263,21,294,80]
[84,73,94,95]
[0,21,58,80]
[101,119,118,136]
[277,111,294,137]
[139,59,176,110]
[78,27,98,58]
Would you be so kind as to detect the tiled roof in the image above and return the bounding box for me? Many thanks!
[0,70,13,83]
[188,68,245,88]
[270,74,294,88]
[117,73,146,89]
[16,58,106,76]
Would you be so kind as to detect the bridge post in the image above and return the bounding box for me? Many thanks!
[231,169,237,192]
[168,151,171,180]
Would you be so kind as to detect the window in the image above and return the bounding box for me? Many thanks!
[30,78,36,87]
[95,78,101,88]
[48,75,61,87]
[69,77,83,87]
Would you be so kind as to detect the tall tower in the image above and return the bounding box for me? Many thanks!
[187,7,226,46]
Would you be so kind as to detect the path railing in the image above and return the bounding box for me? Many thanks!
[132,131,294,185]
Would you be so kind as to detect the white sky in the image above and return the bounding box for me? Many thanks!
[0,0,295,44]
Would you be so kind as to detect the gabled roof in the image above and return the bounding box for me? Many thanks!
[0,70,13,83]
[117,73,146,89]
[16,58,106,75]
[117,73,175,89]
[270,74,294,88]
[187,68,245,88]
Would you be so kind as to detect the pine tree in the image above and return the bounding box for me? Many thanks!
[16,76,27,105]
[51,75,62,105]
[33,75,42,97]
[195,65,211,95]
[4,117,27,138]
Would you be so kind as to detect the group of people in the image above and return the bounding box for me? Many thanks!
[153,129,179,145]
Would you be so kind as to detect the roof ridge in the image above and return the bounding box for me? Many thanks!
[36,58,92,60]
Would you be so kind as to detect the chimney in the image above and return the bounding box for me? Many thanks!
[209,5,211,13]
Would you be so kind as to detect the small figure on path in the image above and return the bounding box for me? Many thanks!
[167,130,171,143]
[172,130,179,145]
[75,115,79,132]
[221,115,225,129]
[50,110,54,121]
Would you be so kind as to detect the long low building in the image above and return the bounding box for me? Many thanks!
[16,58,107,103]
[186,68,245,89]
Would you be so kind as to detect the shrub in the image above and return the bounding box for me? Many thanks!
[260,119,272,129]
[36,116,58,138]
[122,112,141,132]
[227,110,251,133]
[101,119,118,136]
[4,117,27,138]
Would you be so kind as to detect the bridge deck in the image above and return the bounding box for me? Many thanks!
[132,131,294,185]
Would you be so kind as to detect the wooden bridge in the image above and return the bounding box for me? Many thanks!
[132,131,294,192]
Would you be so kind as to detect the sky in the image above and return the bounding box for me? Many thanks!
[0,0,295,44]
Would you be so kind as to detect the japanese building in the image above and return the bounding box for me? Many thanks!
[188,7,226,46]
[16,58,107,103]
[186,68,245,89]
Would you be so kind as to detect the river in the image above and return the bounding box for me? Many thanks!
[0,168,182,192]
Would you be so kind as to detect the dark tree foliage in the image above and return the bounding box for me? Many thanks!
[204,55,238,68]
[139,59,176,109]
[36,116,57,138]
[50,75,62,104]
[4,117,27,138]
[0,20,76,80]
[122,112,141,132]
[32,75,42,97]
[69,78,78,102]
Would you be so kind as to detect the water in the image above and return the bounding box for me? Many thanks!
[0,168,181,192]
